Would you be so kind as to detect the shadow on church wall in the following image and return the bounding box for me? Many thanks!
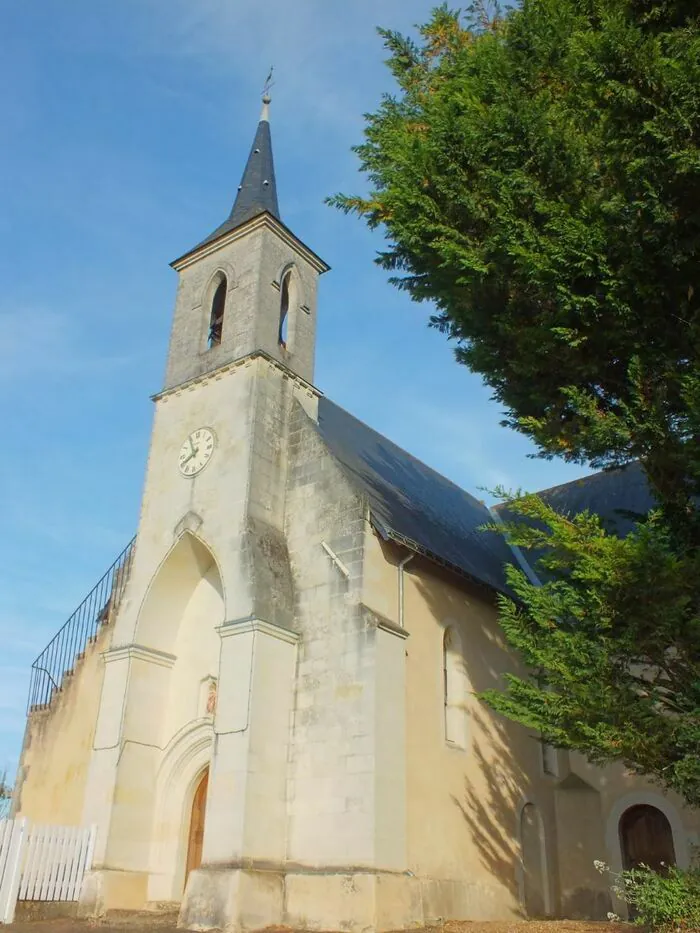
[407,564,544,918]
[409,558,613,921]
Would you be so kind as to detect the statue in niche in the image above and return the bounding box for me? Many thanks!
[206,678,217,715]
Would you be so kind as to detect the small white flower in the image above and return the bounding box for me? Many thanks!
[593,859,609,873]
[607,912,620,922]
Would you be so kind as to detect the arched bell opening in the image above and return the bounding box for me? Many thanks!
[278,267,293,349]
[207,275,227,348]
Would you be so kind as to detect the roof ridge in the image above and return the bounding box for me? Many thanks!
[532,462,640,499]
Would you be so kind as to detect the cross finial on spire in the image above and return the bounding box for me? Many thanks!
[262,66,274,99]
[261,67,274,120]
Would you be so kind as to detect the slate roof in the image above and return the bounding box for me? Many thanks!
[531,461,654,537]
[493,461,655,582]
[316,397,515,596]
[191,104,280,253]
[316,399,657,597]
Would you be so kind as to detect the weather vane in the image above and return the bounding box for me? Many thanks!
[262,66,275,100]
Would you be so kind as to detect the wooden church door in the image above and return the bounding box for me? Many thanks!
[620,804,676,872]
[185,769,209,885]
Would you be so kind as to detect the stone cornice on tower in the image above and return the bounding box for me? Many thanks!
[151,348,323,404]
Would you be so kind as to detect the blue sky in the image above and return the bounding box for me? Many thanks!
[0,0,590,778]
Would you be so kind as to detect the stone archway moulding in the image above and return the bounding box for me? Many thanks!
[200,262,238,304]
[605,790,690,874]
[149,718,214,901]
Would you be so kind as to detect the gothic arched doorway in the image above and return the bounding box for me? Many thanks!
[619,804,676,872]
[185,768,209,885]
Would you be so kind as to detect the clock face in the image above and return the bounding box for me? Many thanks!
[179,427,216,477]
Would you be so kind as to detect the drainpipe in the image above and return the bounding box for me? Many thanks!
[397,551,415,629]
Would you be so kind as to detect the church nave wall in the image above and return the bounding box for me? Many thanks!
[15,612,112,825]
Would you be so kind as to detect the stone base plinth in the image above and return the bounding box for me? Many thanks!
[78,869,149,918]
[179,867,422,933]
[81,867,520,931]
[285,871,423,932]
[179,868,283,932]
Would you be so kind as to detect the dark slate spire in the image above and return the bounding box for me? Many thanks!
[229,94,279,225]
[195,95,280,249]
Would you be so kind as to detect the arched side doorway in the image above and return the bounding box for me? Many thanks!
[520,802,548,918]
[619,804,676,872]
[185,768,209,885]
[149,719,213,902]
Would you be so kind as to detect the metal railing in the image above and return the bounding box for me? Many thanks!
[27,537,136,712]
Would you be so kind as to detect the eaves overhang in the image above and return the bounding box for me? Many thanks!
[369,511,515,601]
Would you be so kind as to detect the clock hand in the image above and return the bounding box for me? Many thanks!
[182,444,201,464]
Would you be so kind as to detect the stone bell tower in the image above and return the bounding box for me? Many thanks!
[165,93,327,391]
[78,94,330,920]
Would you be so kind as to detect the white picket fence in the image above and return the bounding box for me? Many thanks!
[0,819,96,923]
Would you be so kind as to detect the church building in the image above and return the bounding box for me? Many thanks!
[13,95,700,931]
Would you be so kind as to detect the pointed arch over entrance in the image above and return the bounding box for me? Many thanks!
[135,531,224,763]
[136,532,224,656]
[620,804,676,872]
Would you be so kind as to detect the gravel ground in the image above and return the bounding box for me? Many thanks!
[437,923,631,933]
[4,920,634,933]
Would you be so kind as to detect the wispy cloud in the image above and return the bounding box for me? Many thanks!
[131,0,414,141]
[0,307,133,383]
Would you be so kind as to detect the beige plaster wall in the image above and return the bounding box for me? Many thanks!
[363,531,555,920]
[16,619,112,824]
